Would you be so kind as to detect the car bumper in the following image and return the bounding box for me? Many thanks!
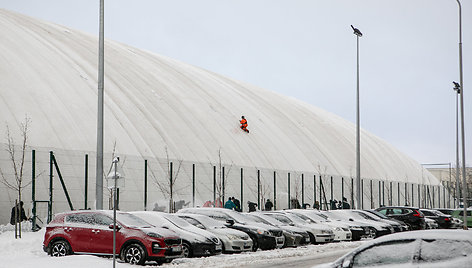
[192,242,222,257]
[334,231,352,241]
[315,233,335,243]
[223,239,253,252]
[257,235,277,250]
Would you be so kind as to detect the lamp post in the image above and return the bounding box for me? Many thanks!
[456,0,468,230]
[95,0,105,210]
[351,25,363,209]
[453,82,461,208]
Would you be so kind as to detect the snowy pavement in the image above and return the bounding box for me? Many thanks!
[0,224,364,268]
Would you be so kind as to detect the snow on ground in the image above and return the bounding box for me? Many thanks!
[0,224,364,268]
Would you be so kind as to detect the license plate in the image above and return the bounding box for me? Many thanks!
[172,245,182,252]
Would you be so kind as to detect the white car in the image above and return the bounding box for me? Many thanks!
[177,213,253,253]
[287,209,352,241]
[262,211,335,243]
[315,230,472,268]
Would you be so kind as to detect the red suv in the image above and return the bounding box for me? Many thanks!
[43,210,183,265]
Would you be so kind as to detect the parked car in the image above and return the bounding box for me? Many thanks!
[363,209,409,231]
[261,211,335,243]
[420,209,453,229]
[308,210,367,241]
[451,208,472,228]
[43,210,183,265]
[425,217,438,229]
[285,210,352,241]
[434,208,454,215]
[249,212,311,247]
[375,206,426,230]
[323,210,392,238]
[131,211,222,258]
[352,210,404,233]
[177,213,253,253]
[178,207,280,251]
[315,230,472,268]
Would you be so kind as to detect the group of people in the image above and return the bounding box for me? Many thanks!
[224,197,242,212]
[329,197,351,210]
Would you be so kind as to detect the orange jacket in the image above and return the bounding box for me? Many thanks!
[240,119,247,126]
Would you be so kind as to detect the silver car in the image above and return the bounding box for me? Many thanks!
[177,213,253,253]
[315,230,472,268]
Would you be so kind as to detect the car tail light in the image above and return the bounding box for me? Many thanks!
[412,210,423,217]
[444,217,451,221]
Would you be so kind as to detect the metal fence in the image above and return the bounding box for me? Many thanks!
[0,146,455,226]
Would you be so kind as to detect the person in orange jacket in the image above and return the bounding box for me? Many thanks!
[240,116,249,133]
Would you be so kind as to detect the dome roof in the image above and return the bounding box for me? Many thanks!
[0,9,440,185]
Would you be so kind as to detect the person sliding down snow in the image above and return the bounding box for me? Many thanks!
[240,116,249,133]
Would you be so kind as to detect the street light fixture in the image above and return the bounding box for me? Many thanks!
[455,0,467,230]
[351,25,362,209]
[453,81,460,208]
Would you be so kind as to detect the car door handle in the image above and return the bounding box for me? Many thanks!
[92,230,100,233]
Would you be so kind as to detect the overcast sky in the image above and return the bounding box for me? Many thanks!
[1,0,471,166]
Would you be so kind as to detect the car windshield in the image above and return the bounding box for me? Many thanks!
[285,213,309,224]
[193,215,226,229]
[367,210,389,219]
[254,214,283,225]
[244,214,273,225]
[323,211,349,221]
[117,212,153,228]
[290,212,315,223]
[224,210,249,224]
[162,214,192,227]
[355,211,377,220]
[303,212,329,222]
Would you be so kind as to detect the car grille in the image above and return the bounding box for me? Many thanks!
[164,238,182,246]
[269,230,283,237]
[211,238,220,244]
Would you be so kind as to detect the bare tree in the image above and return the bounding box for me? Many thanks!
[211,148,233,207]
[151,147,184,212]
[0,116,34,238]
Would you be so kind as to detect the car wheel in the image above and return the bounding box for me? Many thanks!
[49,240,71,257]
[123,243,147,265]
[182,243,192,258]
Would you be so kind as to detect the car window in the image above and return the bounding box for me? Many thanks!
[458,211,472,216]
[92,214,113,226]
[352,239,417,267]
[419,239,472,263]
[181,216,204,228]
[377,209,387,215]
[400,209,411,215]
[421,211,434,216]
[66,213,94,225]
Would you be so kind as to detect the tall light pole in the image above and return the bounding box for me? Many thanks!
[453,82,460,208]
[351,25,363,209]
[96,0,105,209]
[456,0,468,230]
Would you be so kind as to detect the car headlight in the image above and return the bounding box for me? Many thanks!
[226,234,239,240]
[145,232,162,238]
[335,227,342,231]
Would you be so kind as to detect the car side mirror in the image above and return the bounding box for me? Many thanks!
[196,224,205,229]
[162,225,170,229]
[226,219,235,226]
[342,258,352,268]
[349,218,354,221]
[109,224,121,231]
[289,222,295,226]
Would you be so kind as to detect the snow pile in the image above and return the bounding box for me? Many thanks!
[0,223,364,268]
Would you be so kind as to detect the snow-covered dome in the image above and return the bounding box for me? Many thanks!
[0,9,439,186]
